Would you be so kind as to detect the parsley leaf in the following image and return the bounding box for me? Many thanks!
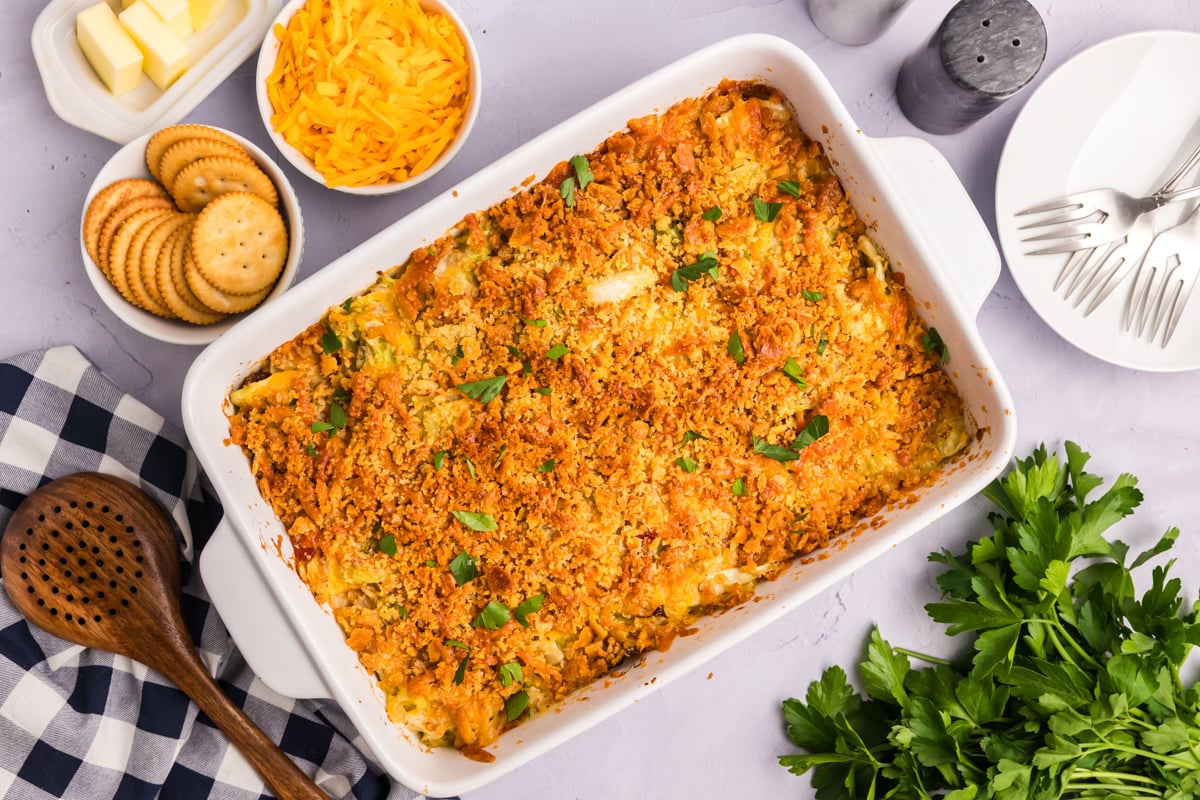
[778,180,801,198]
[781,357,806,388]
[536,458,556,473]
[801,290,824,302]
[675,456,699,473]
[451,343,465,365]
[457,375,507,402]
[731,477,747,496]
[727,330,746,364]
[499,661,524,687]
[305,442,317,457]
[311,420,335,435]
[377,533,397,556]
[444,639,469,650]
[535,386,553,396]
[546,343,569,360]
[513,593,544,626]
[791,415,829,450]
[505,690,530,722]
[701,206,722,221]
[329,401,347,429]
[570,154,593,190]
[526,318,548,328]
[448,551,479,585]
[670,251,719,292]
[472,600,511,630]
[453,654,469,684]
[754,196,783,222]
[921,327,948,362]
[320,325,341,354]
[559,175,576,207]
[451,510,497,532]
[433,450,446,470]
[681,430,709,446]
[752,435,799,463]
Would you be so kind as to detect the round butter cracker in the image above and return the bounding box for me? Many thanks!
[145,124,243,184]
[191,192,289,295]
[158,227,229,325]
[96,195,175,280]
[171,156,279,213]
[158,139,253,193]
[107,207,174,308]
[83,178,169,267]
[185,246,273,314]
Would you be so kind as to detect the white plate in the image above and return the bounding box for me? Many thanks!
[995,30,1200,372]
[80,127,303,345]
[32,0,276,144]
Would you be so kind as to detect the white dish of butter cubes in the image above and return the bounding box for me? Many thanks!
[32,0,276,144]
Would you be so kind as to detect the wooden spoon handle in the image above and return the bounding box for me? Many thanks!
[156,648,328,799]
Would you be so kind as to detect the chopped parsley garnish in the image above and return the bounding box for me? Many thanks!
[801,290,824,302]
[536,458,556,473]
[781,357,807,388]
[546,343,569,360]
[451,510,497,531]
[560,155,593,208]
[305,443,317,457]
[377,533,397,556]
[570,154,594,190]
[778,180,801,198]
[921,327,948,362]
[464,455,477,481]
[445,639,469,650]
[472,600,511,630]
[320,325,341,354]
[670,251,719,292]
[506,345,532,377]
[754,197,783,222]
[448,551,479,585]
[433,450,446,471]
[701,206,722,221]
[505,690,530,722]
[676,456,699,473]
[499,662,524,687]
[394,605,409,619]
[311,420,335,435]
[526,318,547,328]
[681,430,709,446]
[513,594,544,626]
[752,435,800,463]
[494,444,507,468]
[332,387,350,404]
[535,386,553,396]
[457,375,506,402]
[451,343,465,365]
[792,415,830,450]
[424,558,438,567]
[727,330,746,364]
[329,401,347,429]
[341,297,353,311]
[731,477,747,496]
[452,654,468,685]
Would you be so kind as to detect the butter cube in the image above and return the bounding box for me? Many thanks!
[144,0,194,39]
[188,0,227,32]
[119,1,188,90]
[76,3,144,95]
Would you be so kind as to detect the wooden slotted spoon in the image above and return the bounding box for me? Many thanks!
[0,473,326,800]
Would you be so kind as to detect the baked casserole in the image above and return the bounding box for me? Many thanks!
[227,80,970,756]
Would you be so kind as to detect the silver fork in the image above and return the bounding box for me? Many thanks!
[1066,141,1200,312]
[1018,172,1200,255]
[1124,205,1200,347]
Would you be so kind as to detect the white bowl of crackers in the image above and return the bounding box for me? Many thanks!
[81,123,303,345]
[254,0,481,195]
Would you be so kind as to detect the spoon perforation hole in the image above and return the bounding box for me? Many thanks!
[18,543,26,551]
[108,609,116,616]
[50,530,59,538]
[114,514,123,522]
[92,615,101,623]
[58,557,67,565]
[116,550,124,559]
[20,571,28,580]
[40,574,49,582]
[120,599,129,607]
[25,586,33,594]
[37,599,45,607]
[96,525,105,533]
[77,558,87,567]
[40,543,49,551]
[89,572,98,580]
[64,613,72,621]
[37,558,46,567]
[52,506,61,514]
[96,591,105,599]
[108,580,117,589]
[85,501,93,509]
[18,555,26,563]
[91,546,100,555]
[116,566,124,574]
[65,594,74,602]
[125,526,134,534]
[135,555,144,564]
[49,608,57,616]
[100,506,109,514]
[133,540,142,548]
[65,522,74,530]
[108,535,118,544]
[66,546,75,554]
[50,587,59,595]
[134,571,143,579]
[36,514,44,522]
[75,576,84,585]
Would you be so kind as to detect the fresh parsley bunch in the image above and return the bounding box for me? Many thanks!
[779,442,1200,799]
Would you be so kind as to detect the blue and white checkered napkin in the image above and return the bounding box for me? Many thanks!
[0,346,433,800]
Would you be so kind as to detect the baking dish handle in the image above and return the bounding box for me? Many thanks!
[199,519,332,700]
[869,136,1000,312]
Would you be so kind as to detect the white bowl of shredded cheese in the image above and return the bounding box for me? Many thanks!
[255,0,481,195]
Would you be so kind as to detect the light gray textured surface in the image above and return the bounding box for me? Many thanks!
[4,1,1200,798]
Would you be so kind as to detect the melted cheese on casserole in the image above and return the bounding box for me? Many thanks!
[227,81,969,755]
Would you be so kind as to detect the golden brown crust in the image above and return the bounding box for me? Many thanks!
[227,81,969,753]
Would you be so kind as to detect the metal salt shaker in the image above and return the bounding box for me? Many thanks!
[807,0,913,46]
[896,0,1047,134]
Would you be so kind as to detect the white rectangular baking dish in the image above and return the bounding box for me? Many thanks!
[182,34,1017,797]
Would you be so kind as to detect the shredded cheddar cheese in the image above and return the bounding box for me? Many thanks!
[266,0,471,188]
[229,82,971,755]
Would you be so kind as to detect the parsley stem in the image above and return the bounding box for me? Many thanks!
[892,646,953,667]
[1063,783,1161,798]
[1071,770,1163,787]
[1080,742,1200,771]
